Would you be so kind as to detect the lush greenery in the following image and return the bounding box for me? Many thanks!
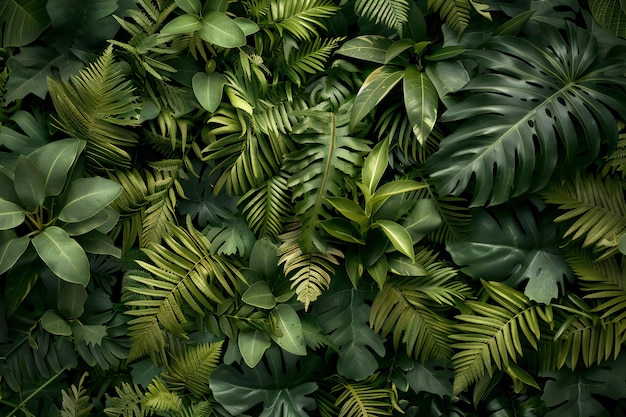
[1,0,626,416]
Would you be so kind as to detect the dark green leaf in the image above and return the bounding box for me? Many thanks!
[29,138,85,197]
[403,67,438,145]
[242,281,276,309]
[63,208,116,236]
[14,155,46,210]
[385,39,414,63]
[0,0,50,47]
[367,255,387,289]
[270,304,306,356]
[198,11,246,48]
[320,218,366,244]
[0,236,29,275]
[589,0,626,38]
[402,199,442,244]
[74,231,121,258]
[372,220,414,261]
[493,10,535,36]
[424,46,466,61]
[41,309,72,336]
[249,238,279,280]
[57,282,87,318]
[425,60,470,103]
[4,248,39,315]
[0,198,25,230]
[32,226,90,286]
[350,65,404,132]
[335,35,393,64]
[238,330,271,368]
[205,217,255,257]
[192,71,226,112]
[58,177,122,223]
[72,322,107,346]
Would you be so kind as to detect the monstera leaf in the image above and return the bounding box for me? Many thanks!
[210,347,319,417]
[427,22,626,206]
[447,204,572,304]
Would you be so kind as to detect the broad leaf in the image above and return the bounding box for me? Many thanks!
[72,323,107,346]
[372,220,414,261]
[29,138,85,197]
[205,217,255,257]
[41,309,72,336]
[198,11,246,48]
[57,282,88,318]
[75,231,121,258]
[32,226,90,286]
[402,199,442,244]
[335,35,393,64]
[447,205,572,304]
[192,71,226,112]
[403,67,438,145]
[14,155,46,211]
[175,0,202,14]
[0,198,25,230]
[0,236,30,275]
[242,281,276,309]
[3,247,39,315]
[161,14,202,35]
[427,23,626,206]
[350,65,404,132]
[407,361,454,398]
[0,0,50,47]
[270,304,306,356]
[58,177,122,223]
[238,330,271,368]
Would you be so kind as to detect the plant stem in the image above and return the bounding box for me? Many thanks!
[5,368,65,417]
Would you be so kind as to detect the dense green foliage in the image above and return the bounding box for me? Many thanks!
[1,0,626,416]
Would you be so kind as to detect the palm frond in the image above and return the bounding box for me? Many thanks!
[305,59,361,110]
[48,45,140,172]
[266,0,340,42]
[329,374,400,417]
[541,172,626,259]
[451,281,550,395]
[354,0,410,32]
[239,172,293,239]
[371,248,470,362]
[124,221,244,361]
[161,341,223,397]
[413,184,472,244]
[279,223,343,310]
[285,37,344,87]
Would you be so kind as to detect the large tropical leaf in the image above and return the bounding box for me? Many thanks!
[427,22,626,206]
[48,46,141,172]
[0,0,50,47]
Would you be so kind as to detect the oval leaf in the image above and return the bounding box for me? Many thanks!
[75,231,122,258]
[242,280,276,309]
[362,139,389,195]
[350,65,404,132]
[233,17,260,36]
[0,236,30,275]
[0,198,25,230]
[58,177,122,223]
[193,71,226,112]
[57,282,88,319]
[238,330,271,368]
[174,0,202,14]
[270,304,306,356]
[372,220,415,261]
[162,14,202,35]
[335,35,393,64]
[29,138,85,196]
[325,196,369,227]
[14,155,45,210]
[403,67,438,145]
[41,309,72,336]
[198,11,246,48]
[32,226,90,286]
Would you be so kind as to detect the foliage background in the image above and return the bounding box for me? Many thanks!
[1,0,626,416]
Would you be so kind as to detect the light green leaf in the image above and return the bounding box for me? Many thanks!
[161,14,202,35]
[192,71,226,113]
[32,226,90,286]
[0,236,29,275]
[72,322,107,346]
[29,138,85,196]
[523,251,564,305]
[320,218,366,244]
[372,220,414,261]
[0,0,50,47]
[198,11,246,48]
[242,281,276,309]
[233,17,260,36]
[325,196,369,227]
[362,139,389,195]
[74,231,121,258]
[41,309,72,336]
[203,0,229,12]
[368,255,387,289]
[0,198,25,230]
[58,177,122,223]
[403,67,438,145]
[387,254,428,276]
[350,65,404,132]
[385,39,414,63]
[14,155,45,210]
[174,0,201,15]
[63,208,115,236]
[369,179,426,214]
[238,330,271,368]
[335,35,393,64]
[270,304,306,356]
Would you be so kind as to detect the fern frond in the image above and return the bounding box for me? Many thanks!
[413,185,471,244]
[451,281,549,395]
[48,45,140,172]
[104,382,149,417]
[426,0,472,33]
[285,37,344,86]
[266,0,340,41]
[603,123,626,177]
[239,172,293,239]
[540,172,626,259]
[124,221,244,360]
[144,378,183,413]
[354,0,410,32]
[371,248,469,362]
[329,374,400,417]
[279,223,343,310]
[60,373,94,417]
[305,59,360,110]
[161,341,223,397]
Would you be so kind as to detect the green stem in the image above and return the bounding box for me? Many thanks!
[5,368,66,417]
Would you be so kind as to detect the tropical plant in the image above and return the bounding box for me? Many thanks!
[1,0,626,417]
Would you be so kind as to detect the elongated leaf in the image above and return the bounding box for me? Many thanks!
[0,198,25,230]
[75,231,121,258]
[192,72,226,112]
[350,65,404,132]
[14,155,45,210]
[0,0,50,47]
[32,226,90,286]
[335,35,393,64]
[238,330,271,368]
[325,197,369,227]
[0,236,30,275]
[372,220,414,261]
[270,304,306,356]
[403,67,438,145]
[29,138,85,196]
[198,11,246,48]
[174,0,201,14]
[58,177,122,223]
[4,249,40,315]
[362,140,389,195]
[57,282,87,319]
[161,14,202,34]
